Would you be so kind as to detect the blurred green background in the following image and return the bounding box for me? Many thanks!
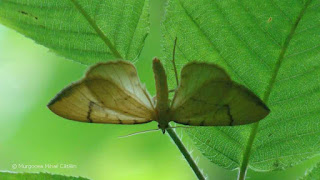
[0,1,320,180]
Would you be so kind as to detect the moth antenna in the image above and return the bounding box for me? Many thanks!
[118,128,160,138]
[172,37,179,86]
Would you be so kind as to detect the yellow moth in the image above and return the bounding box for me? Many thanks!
[48,58,269,133]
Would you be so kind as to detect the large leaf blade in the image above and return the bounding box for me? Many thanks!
[0,0,149,64]
[162,0,320,171]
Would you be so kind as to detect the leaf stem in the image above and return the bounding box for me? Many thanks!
[69,0,123,59]
[167,126,205,180]
[238,0,312,179]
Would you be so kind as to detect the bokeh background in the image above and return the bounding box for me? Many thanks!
[0,1,320,179]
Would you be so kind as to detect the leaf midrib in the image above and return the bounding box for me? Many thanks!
[239,0,313,176]
[69,0,123,59]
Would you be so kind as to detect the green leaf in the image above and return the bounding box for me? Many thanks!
[162,0,320,172]
[0,0,149,64]
[0,172,89,180]
[299,162,320,180]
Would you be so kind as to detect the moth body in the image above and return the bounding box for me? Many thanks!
[154,109,170,134]
[152,58,170,134]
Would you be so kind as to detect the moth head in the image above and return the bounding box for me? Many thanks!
[158,122,168,134]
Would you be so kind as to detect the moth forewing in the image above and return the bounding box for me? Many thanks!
[227,83,270,125]
[48,61,155,124]
[170,81,235,126]
[170,62,231,109]
[84,78,155,119]
[48,81,102,122]
[170,62,270,126]
[85,61,155,111]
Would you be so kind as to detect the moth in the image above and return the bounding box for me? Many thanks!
[48,58,270,134]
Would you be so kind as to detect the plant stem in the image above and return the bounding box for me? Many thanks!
[167,126,205,180]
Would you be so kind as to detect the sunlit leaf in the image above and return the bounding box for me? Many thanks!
[162,0,320,172]
[0,0,149,64]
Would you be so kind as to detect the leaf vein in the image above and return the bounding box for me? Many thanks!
[69,0,123,59]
